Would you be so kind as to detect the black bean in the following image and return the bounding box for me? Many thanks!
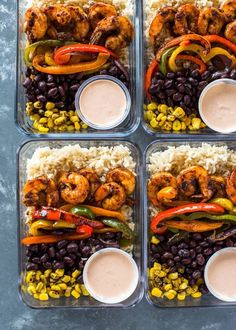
[95,244,103,251]
[159,92,166,99]
[199,241,209,248]
[167,97,174,107]
[189,240,197,248]
[183,95,191,105]
[26,263,38,271]
[167,72,175,79]
[67,242,79,254]
[173,93,183,102]
[185,267,193,274]
[198,81,208,90]
[213,246,221,252]
[191,261,197,268]
[32,257,40,264]
[192,270,201,280]
[70,84,80,92]
[149,84,160,94]
[192,233,202,241]
[28,245,39,253]
[78,260,85,270]
[163,252,173,259]
[189,279,196,286]
[182,258,191,265]
[40,244,48,253]
[230,68,236,79]
[203,248,213,256]
[167,259,174,267]
[191,69,200,78]
[54,101,64,109]
[40,253,49,263]
[177,84,185,93]
[188,77,198,86]
[47,75,54,82]
[53,262,64,270]
[43,262,52,269]
[34,74,43,82]
[58,85,65,97]
[37,95,47,103]
[199,284,209,294]
[178,249,190,258]
[48,247,56,258]
[178,242,188,249]
[196,254,205,266]
[64,256,74,265]
[164,80,173,88]
[23,77,32,88]
[81,246,91,256]
[189,249,196,259]
[201,71,211,80]
[59,248,67,256]
[170,245,178,255]
[174,255,181,262]
[48,87,58,98]
[176,77,186,83]
[166,89,176,96]
[57,240,68,250]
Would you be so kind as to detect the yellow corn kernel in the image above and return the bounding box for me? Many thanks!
[58,283,67,290]
[151,236,160,245]
[33,101,42,109]
[143,111,148,121]
[181,122,186,130]
[158,271,166,278]
[143,104,147,110]
[81,284,90,296]
[54,116,66,125]
[70,115,79,123]
[71,290,80,299]
[151,287,162,298]
[192,285,199,293]
[39,117,48,124]
[65,287,72,297]
[183,278,189,285]
[66,125,75,131]
[168,273,178,280]
[35,271,42,281]
[173,107,185,118]
[184,117,191,126]
[58,125,67,131]
[72,270,81,279]
[26,271,35,283]
[164,284,172,291]
[167,115,175,122]
[62,275,71,283]
[74,122,81,130]
[33,293,39,299]
[68,110,74,116]
[173,119,181,131]
[150,118,158,128]
[192,118,201,130]
[33,120,39,129]
[164,290,176,300]
[186,287,193,295]
[52,114,59,120]
[44,270,52,277]
[70,278,76,284]
[50,285,61,292]
[159,116,167,126]
[47,118,54,128]
[81,123,88,129]
[27,285,36,295]
[50,273,59,280]
[159,104,168,114]
[191,291,202,299]
[38,109,44,115]
[163,277,171,284]
[52,108,59,113]
[179,282,188,290]
[30,114,41,121]
[45,102,55,110]
[172,280,180,289]
[167,106,174,114]
[36,282,44,293]
[162,121,172,131]
[153,262,162,270]
[200,122,207,128]
[177,292,186,301]
[147,102,158,111]
[188,125,195,131]
[44,110,53,117]
[149,268,156,279]
[38,125,49,133]
[60,111,68,116]
[196,278,204,286]
[75,284,81,293]
[146,110,155,121]
[49,291,60,299]
[39,293,49,301]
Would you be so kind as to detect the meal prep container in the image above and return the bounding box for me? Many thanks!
[144,139,236,308]
[16,0,142,137]
[17,139,143,309]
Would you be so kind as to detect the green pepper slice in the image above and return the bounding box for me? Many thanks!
[70,206,96,220]
[102,218,134,240]
[159,47,177,75]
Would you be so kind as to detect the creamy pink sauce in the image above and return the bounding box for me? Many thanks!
[201,82,236,133]
[79,80,127,127]
[86,251,136,300]
[207,251,236,298]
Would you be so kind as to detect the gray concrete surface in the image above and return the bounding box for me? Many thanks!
[0,0,235,329]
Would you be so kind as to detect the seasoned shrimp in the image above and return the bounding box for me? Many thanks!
[209,175,226,198]
[198,7,225,35]
[147,172,178,207]
[94,182,126,210]
[24,7,48,43]
[175,4,199,35]
[45,5,90,41]
[225,21,236,43]
[226,170,236,204]
[90,16,133,51]
[149,7,176,51]
[79,168,101,199]
[59,172,89,204]
[106,168,135,196]
[177,166,213,202]
[23,175,59,207]
[221,0,236,22]
[88,2,117,29]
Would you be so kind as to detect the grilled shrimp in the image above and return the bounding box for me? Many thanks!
[45,5,90,41]
[226,169,236,204]
[225,21,236,43]
[23,175,59,207]
[106,168,135,196]
[94,182,126,210]
[88,2,117,29]
[177,166,213,202]
[24,7,48,43]
[149,7,176,51]
[198,7,225,35]
[209,175,226,198]
[79,168,101,200]
[221,0,236,22]
[147,172,178,207]
[90,15,133,51]
[175,4,199,35]
[58,172,90,204]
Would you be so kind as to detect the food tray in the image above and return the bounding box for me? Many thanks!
[16,0,141,137]
[17,139,143,308]
[144,139,236,308]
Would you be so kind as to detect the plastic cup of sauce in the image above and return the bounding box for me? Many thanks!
[75,75,131,130]
[199,78,236,133]
[204,247,236,302]
[83,247,139,304]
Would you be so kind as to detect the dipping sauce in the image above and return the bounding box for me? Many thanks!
[199,79,236,133]
[75,76,130,130]
[83,248,139,304]
[204,248,236,301]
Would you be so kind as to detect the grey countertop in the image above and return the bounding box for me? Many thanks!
[0,0,235,329]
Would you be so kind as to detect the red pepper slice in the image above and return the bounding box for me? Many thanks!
[33,207,104,229]
[21,232,91,245]
[76,224,94,235]
[205,35,236,54]
[145,59,158,100]
[150,203,225,234]
[176,55,206,74]
[54,44,117,65]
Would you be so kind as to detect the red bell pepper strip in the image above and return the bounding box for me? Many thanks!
[176,55,207,74]
[76,224,94,235]
[145,59,158,100]
[33,207,104,229]
[150,203,225,234]
[54,43,117,65]
[205,35,236,54]
[21,232,91,245]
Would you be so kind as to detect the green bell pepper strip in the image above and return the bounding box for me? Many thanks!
[169,211,236,222]
[102,218,134,239]
[70,206,96,220]
[159,47,177,75]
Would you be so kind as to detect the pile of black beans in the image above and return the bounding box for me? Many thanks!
[26,232,121,273]
[148,66,236,116]
[23,61,129,110]
[150,231,236,294]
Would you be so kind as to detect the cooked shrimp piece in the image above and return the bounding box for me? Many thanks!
[177,166,213,202]
[88,2,117,29]
[221,0,236,22]
[79,168,101,199]
[147,172,178,207]
[45,5,90,41]
[175,4,199,35]
[226,169,236,204]
[59,172,90,204]
[149,7,176,51]
[24,7,48,42]
[23,175,59,207]
[225,21,236,43]
[209,175,226,198]
[94,182,126,210]
[90,15,133,51]
[106,168,135,196]
[198,7,225,35]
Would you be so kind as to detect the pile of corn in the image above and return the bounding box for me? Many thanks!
[144,102,206,131]
[23,269,89,301]
[26,101,89,133]
[149,262,202,301]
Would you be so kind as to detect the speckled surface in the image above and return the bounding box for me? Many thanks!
[1,0,236,329]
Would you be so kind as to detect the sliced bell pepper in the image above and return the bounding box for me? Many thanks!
[205,35,236,54]
[54,44,117,65]
[145,58,158,100]
[150,203,225,234]
[94,228,120,233]
[204,47,236,66]
[208,226,236,242]
[44,51,56,66]
[176,55,206,74]
[83,205,126,222]
[160,47,177,75]
[70,205,96,219]
[32,53,110,75]
[102,218,134,239]
[76,224,93,236]
[174,211,236,222]
[164,220,223,232]
[29,220,53,236]
[210,198,234,211]
[21,232,91,245]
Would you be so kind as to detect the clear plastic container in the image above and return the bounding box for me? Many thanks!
[144,139,236,308]
[16,0,141,137]
[17,139,143,308]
